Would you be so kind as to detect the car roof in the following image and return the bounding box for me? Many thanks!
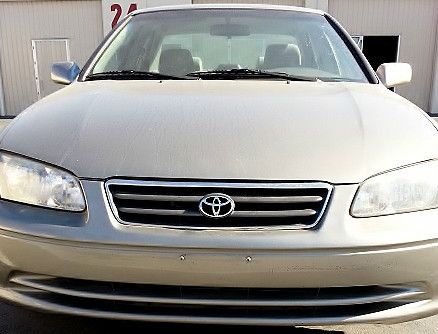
[132,4,324,16]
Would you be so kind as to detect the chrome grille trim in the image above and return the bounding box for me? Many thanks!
[10,273,427,308]
[116,207,318,217]
[104,180,333,230]
[113,193,324,203]
[6,273,429,325]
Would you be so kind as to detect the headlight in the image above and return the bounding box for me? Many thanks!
[351,160,438,217]
[0,152,85,211]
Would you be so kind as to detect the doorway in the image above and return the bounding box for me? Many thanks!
[361,36,400,71]
[31,39,70,100]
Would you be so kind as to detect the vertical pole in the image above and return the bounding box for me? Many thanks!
[431,23,438,114]
[31,40,41,100]
[0,54,6,116]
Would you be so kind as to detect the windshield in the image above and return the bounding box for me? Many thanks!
[89,9,368,82]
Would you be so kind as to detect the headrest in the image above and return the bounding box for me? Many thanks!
[159,48,196,77]
[262,44,302,70]
[192,57,203,72]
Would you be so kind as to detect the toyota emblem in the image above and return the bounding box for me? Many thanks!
[199,193,235,218]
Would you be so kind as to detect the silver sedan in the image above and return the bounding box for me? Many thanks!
[0,4,437,326]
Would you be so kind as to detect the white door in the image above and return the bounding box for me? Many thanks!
[32,39,70,100]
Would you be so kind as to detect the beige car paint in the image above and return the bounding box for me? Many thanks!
[0,4,438,326]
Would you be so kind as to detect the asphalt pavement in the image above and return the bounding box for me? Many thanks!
[0,301,437,334]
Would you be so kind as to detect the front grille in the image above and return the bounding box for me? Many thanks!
[105,180,332,229]
[7,273,427,325]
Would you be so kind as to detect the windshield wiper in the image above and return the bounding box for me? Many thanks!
[186,68,317,81]
[85,70,195,81]
[317,77,363,83]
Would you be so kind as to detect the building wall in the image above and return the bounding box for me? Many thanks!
[0,0,103,115]
[329,0,438,112]
[0,0,436,115]
[193,0,304,6]
[0,119,11,134]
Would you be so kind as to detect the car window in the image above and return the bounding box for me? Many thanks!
[89,9,368,82]
[149,33,299,72]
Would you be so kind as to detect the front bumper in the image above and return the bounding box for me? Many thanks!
[0,181,437,325]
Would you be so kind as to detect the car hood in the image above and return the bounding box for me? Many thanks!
[2,80,438,183]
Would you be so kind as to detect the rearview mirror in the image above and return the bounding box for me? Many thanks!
[376,63,412,88]
[210,24,250,38]
[51,61,80,85]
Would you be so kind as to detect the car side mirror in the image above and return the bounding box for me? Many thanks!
[51,61,80,85]
[376,63,412,88]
